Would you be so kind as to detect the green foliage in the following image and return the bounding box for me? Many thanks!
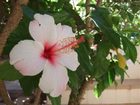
[115,64,125,83]
[0,61,23,80]
[93,41,111,78]
[111,16,120,27]
[94,61,125,97]
[122,36,137,63]
[91,1,139,97]
[68,70,80,90]
[2,17,32,55]
[19,73,42,96]
[48,95,61,105]
[91,7,120,48]
[76,42,94,75]
[103,0,140,45]
[27,0,84,29]
[22,5,35,20]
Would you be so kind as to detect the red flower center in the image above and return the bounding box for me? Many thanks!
[41,43,57,64]
[41,36,84,64]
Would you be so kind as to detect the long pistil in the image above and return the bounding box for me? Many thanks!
[55,36,85,52]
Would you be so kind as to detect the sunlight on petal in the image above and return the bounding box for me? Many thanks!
[39,62,68,97]
[58,51,80,71]
[29,14,57,44]
[10,40,45,76]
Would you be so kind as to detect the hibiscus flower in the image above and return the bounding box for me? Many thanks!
[9,14,83,97]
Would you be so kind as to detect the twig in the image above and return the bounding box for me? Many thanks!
[78,79,93,103]
[76,0,93,103]
[69,0,92,104]
[0,0,27,55]
[0,81,14,105]
[0,0,29,105]
[96,0,102,7]
[68,79,93,105]
[32,88,42,105]
[86,0,91,33]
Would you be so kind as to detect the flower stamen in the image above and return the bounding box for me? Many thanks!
[56,36,85,53]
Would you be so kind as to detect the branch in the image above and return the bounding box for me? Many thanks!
[86,0,95,45]
[68,79,93,105]
[96,0,102,7]
[0,0,28,55]
[78,79,93,103]
[32,88,42,105]
[0,0,29,105]
[86,0,91,33]
[0,81,14,105]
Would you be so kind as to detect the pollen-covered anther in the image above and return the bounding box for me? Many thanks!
[57,36,85,53]
[72,45,79,49]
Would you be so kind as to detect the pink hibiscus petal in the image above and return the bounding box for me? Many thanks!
[56,23,75,41]
[29,14,57,44]
[58,51,80,71]
[39,62,68,97]
[10,40,45,76]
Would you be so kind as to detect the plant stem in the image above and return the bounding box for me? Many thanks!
[86,0,91,33]
[0,80,14,105]
[68,79,93,105]
[68,89,79,105]
[68,0,92,105]
[96,0,102,6]
[32,88,42,105]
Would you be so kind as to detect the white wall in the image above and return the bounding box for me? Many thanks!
[126,46,140,79]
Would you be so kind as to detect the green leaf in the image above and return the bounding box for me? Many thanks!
[48,95,61,105]
[108,69,115,85]
[94,84,104,98]
[76,43,93,75]
[93,58,110,78]
[122,36,137,63]
[52,11,75,26]
[120,10,127,19]
[130,2,140,13]
[127,12,134,21]
[62,1,85,30]
[93,41,111,78]
[91,7,120,48]
[68,70,80,89]
[96,41,111,57]
[94,62,116,97]
[2,17,32,55]
[76,66,87,82]
[19,73,42,96]
[0,61,23,80]
[112,16,120,26]
[94,76,109,98]
[22,5,35,19]
[115,64,125,83]
[94,33,103,44]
